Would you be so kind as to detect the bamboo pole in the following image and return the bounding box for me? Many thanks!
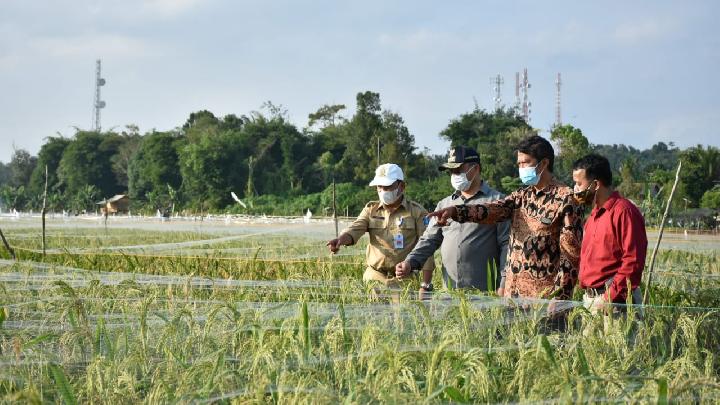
[41,165,48,256]
[643,160,682,303]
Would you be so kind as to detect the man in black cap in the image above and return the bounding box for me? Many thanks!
[395,146,510,292]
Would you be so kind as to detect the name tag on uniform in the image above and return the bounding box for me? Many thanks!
[393,234,404,249]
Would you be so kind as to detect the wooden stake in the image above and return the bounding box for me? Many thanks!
[332,178,338,238]
[643,160,682,304]
[0,227,15,260]
[42,165,48,256]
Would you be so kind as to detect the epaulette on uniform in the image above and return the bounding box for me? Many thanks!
[407,199,429,215]
[365,200,380,209]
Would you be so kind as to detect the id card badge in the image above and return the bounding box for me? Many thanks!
[393,233,404,249]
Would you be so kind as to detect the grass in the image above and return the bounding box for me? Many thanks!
[0,220,719,403]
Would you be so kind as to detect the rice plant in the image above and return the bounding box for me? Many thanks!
[0,218,719,403]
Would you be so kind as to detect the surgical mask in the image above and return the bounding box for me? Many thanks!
[518,164,545,186]
[573,181,597,205]
[378,189,401,205]
[451,166,476,192]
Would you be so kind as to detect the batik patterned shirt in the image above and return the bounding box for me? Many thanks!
[459,178,583,299]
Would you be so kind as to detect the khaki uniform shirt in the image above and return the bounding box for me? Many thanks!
[342,197,435,275]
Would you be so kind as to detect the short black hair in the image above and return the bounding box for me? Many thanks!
[516,135,554,172]
[573,154,613,187]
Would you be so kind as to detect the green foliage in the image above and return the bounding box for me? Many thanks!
[440,107,534,190]
[500,176,523,194]
[593,142,680,177]
[679,145,720,207]
[48,363,77,405]
[110,131,142,190]
[230,182,377,216]
[0,185,27,210]
[69,184,99,213]
[700,187,720,210]
[2,226,720,403]
[2,93,718,218]
[128,131,183,203]
[616,158,644,200]
[0,162,9,188]
[307,104,346,128]
[57,131,124,199]
[7,149,38,189]
[550,124,591,184]
[28,136,70,196]
[179,128,245,209]
[405,176,454,210]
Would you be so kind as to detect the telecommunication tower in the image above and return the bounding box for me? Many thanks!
[514,72,520,110]
[490,74,504,111]
[520,68,531,122]
[93,59,107,132]
[555,73,562,126]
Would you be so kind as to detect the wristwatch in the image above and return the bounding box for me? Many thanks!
[420,282,434,292]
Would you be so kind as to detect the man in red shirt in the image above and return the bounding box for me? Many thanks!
[572,154,647,314]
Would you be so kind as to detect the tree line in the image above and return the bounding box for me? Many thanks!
[1,90,718,226]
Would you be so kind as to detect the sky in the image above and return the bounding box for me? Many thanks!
[1,0,719,163]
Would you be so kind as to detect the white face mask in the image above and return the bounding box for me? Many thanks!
[451,166,476,192]
[378,189,401,205]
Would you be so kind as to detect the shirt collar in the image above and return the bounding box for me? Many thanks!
[591,191,621,216]
[530,177,561,196]
[378,194,410,211]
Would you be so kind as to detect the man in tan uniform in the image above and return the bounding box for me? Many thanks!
[326,163,435,289]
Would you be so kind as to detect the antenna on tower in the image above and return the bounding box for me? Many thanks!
[489,74,504,111]
[555,73,562,127]
[520,68,531,122]
[93,59,106,132]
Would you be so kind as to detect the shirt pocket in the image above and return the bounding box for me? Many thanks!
[397,217,417,242]
[368,218,385,229]
[368,218,386,240]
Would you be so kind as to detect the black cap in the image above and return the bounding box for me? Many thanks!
[439,146,480,171]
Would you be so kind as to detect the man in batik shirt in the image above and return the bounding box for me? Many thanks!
[427,136,583,300]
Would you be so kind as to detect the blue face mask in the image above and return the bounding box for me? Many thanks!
[518,164,544,186]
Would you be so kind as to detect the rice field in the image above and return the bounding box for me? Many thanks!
[1,215,720,403]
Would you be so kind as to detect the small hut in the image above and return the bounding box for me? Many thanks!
[97,194,130,215]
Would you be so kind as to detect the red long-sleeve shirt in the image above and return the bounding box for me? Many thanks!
[579,191,647,302]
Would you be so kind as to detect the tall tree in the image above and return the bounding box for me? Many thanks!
[128,131,183,202]
[679,145,720,206]
[28,136,70,195]
[7,149,37,188]
[58,131,123,199]
[336,91,384,184]
[550,124,591,184]
[308,104,346,128]
[440,107,533,192]
[111,127,143,190]
[0,163,9,188]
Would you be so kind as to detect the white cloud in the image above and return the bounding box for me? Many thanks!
[651,111,719,148]
[613,19,677,45]
[140,0,207,17]
[31,34,150,59]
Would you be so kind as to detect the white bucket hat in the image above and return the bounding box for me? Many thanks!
[369,163,404,187]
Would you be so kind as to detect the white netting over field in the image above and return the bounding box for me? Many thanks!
[1,215,719,403]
